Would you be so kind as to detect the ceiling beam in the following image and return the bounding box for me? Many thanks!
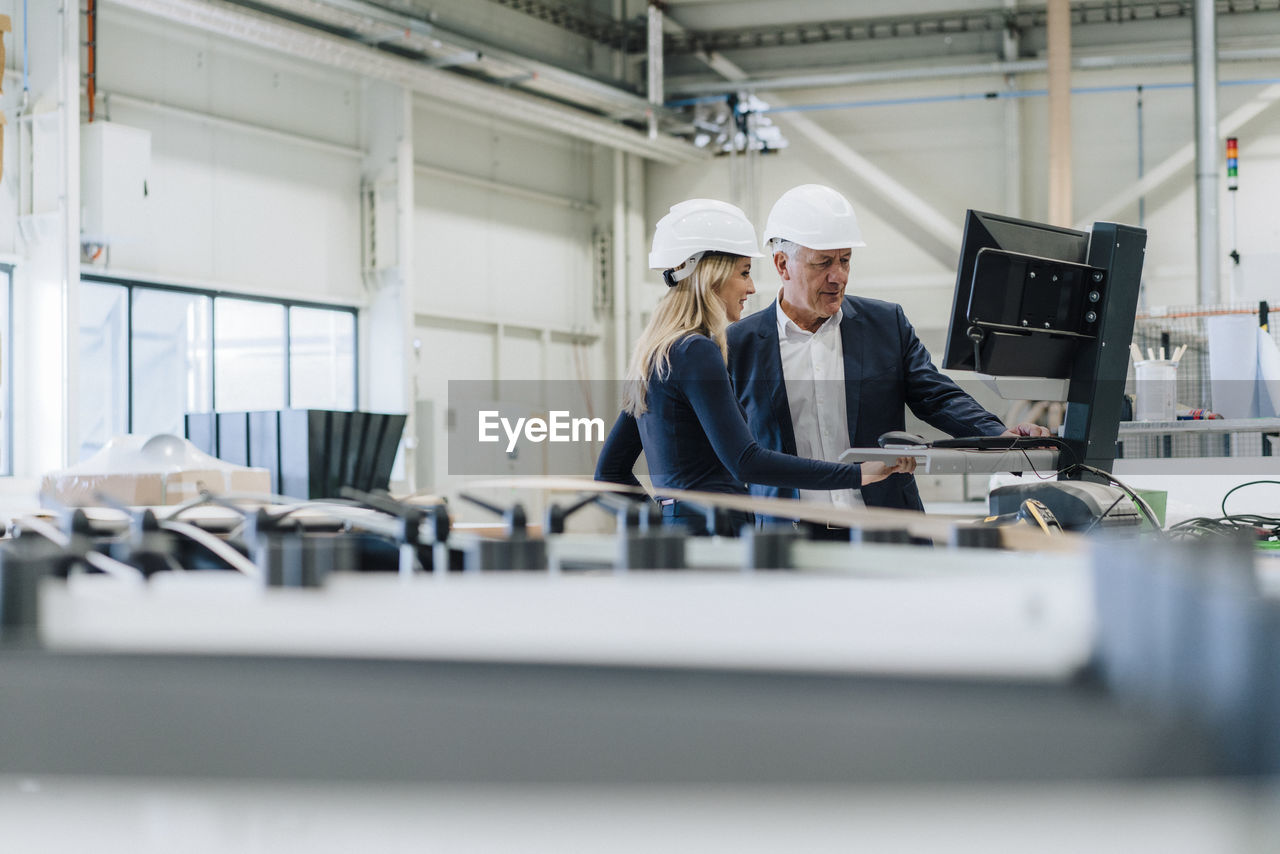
[668,45,1280,98]
[105,0,707,165]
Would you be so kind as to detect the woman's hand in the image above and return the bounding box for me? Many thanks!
[860,455,919,486]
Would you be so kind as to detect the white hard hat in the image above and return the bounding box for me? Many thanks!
[762,184,866,251]
[649,199,764,284]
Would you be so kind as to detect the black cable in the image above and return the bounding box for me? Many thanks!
[1081,492,1128,535]
[1167,512,1280,542]
[1067,463,1165,536]
[1160,480,1280,543]
[1220,480,1280,518]
[946,435,1078,480]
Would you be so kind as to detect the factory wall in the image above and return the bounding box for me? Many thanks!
[410,101,617,504]
[17,2,1280,503]
[1,4,620,492]
[646,58,1280,335]
[83,7,364,303]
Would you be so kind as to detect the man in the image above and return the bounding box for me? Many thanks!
[726,184,1048,513]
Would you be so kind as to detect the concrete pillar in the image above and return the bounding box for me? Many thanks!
[359,82,416,488]
[12,0,80,474]
[1046,0,1072,227]
[1193,0,1220,306]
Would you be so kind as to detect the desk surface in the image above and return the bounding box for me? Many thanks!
[1119,417,1280,434]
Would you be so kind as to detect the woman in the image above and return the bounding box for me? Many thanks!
[595,199,914,534]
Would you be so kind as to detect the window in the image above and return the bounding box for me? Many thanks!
[214,298,286,412]
[132,289,213,438]
[289,306,355,410]
[0,266,12,475]
[78,281,129,460]
[77,276,358,461]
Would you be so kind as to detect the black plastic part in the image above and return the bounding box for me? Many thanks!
[852,527,912,545]
[742,526,796,570]
[0,540,61,645]
[107,530,177,578]
[253,527,332,588]
[425,505,451,545]
[504,504,527,538]
[209,409,408,499]
[544,494,598,536]
[948,525,1004,550]
[462,537,547,572]
[931,435,1056,450]
[458,492,505,518]
[616,529,687,570]
[544,505,568,536]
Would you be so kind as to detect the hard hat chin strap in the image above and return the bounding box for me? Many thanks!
[662,252,705,287]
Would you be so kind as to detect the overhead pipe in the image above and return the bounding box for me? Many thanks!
[647,1,663,140]
[668,45,1280,97]
[86,0,96,122]
[732,76,1280,115]
[1193,0,1220,306]
[1047,0,1071,227]
[106,0,705,164]
[1002,0,1021,217]
[229,0,661,120]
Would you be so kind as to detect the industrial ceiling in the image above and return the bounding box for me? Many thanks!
[109,0,1280,159]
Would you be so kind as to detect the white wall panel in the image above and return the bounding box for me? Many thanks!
[499,327,543,380]
[90,8,363,301]
[414,102,595,202]
[546,334,613,483]
[411,101,605,332]
[413,317,497,516]
[99,8,361,148]
[408,99,613,504]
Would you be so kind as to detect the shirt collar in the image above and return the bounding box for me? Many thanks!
[775,293,843,339]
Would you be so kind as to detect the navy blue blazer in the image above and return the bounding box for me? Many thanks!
[725,296,1006,511]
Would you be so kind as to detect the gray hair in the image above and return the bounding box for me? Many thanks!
[769,237,800,262]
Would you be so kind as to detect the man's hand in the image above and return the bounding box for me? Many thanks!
[861,455,918,486]
[1002,422,1051,438]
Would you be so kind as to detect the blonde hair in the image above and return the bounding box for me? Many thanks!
[622,253,740,417]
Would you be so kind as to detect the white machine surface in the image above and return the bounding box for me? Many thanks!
[3,776,1273,854]
[841,446,1060,475]
[40,547,1093,681]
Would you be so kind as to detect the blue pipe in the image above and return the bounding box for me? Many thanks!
[753,77,1280,115]
[665,76,1280,114]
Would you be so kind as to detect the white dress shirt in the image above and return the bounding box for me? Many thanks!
[775,298,864,509]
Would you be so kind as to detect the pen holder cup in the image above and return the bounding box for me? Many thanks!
[1134,359,1178,422]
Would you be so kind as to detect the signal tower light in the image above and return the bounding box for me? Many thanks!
[1227,137,1239,191]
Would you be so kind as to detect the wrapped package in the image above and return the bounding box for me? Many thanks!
[42,434,271,507]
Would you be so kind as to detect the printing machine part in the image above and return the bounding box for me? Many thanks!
[989,482,1141,531]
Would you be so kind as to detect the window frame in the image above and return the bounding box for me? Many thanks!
[82,274,360,434]
[0,264,12,475]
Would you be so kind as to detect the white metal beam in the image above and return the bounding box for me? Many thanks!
[105,0,707,165]
[669,46,1280,97]
[770,110,963,267]
[669,20,961,268]
[1076,82,1280,229]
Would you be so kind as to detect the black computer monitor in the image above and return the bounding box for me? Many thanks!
[943,210,1100,378]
